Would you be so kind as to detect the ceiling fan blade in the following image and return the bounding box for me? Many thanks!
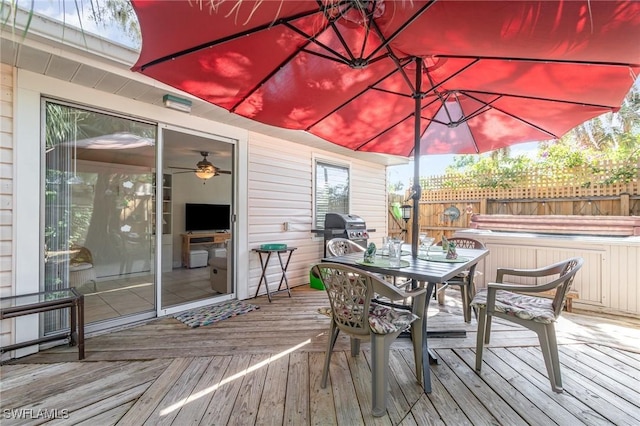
[168,166,195,171]
[174,170,196,174]
[218,170,232,174]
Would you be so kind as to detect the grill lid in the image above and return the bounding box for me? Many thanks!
[324,213,366,229]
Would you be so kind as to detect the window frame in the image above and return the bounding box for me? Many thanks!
[313,156,351,229]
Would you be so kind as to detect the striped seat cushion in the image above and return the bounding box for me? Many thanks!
[471,289,556,324]
[318,302,418,334]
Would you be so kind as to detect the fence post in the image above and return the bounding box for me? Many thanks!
[480,198,488,214]
[621,194,630,216]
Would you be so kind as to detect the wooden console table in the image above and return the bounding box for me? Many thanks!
[0,288,84,361]
[181,232,231,268]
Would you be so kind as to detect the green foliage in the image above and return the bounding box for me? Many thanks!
[2,0,140,45]
[442,85,640,188]
[85,0,140,44]
[443,153,534,188]
[388,180,405,193]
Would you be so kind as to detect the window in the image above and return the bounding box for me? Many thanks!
[315,160,350,228]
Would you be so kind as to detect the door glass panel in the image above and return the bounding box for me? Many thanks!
[161,129,234,309]
[43,101,157,331]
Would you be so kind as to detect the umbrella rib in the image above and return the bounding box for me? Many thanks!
[230,42,312,112]
[437,54,640,69]
[283,22,355,65]
[424,59,479,96]
[352,109,418,153]
[315,0,367,64]
[304,66,405,131]
[136,8,324,71]
[462,92,559,139]
[464,89,618,109]
[389,55,419,95]
[231,12,364,112]
[365,0,438,62]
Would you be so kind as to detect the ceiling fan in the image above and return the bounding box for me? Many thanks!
[169,151,231,180]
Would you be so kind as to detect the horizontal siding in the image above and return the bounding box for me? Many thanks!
[247,132,387,299]
[0,63,13,346]
[457,230,639,318]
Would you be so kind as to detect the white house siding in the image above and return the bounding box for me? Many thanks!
[0,63,14,348]
[246,132,387,299]
[456,230,640,318]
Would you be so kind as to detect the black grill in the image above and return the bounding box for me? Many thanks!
[323,213,369,250]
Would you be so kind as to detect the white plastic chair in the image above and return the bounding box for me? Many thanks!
[471,257,584,392]
[312,262,427,417]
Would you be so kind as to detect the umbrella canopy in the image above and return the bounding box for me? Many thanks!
[131,0,640,255]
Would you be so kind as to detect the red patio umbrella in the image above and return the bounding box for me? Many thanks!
[131,0,640,255]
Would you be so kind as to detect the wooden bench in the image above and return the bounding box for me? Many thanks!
[538,289,579,312]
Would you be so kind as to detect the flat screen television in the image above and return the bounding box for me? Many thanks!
[185,203,231,232]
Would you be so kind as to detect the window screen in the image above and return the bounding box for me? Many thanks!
[315,161,350,228]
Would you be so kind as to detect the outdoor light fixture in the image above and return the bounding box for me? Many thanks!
[401,204,412,223]
[162,94,192,113]
[400,204,412,238]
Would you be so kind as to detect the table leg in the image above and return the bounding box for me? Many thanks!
[275,251,293,297]
[70,299,77,348]
[254,252,273,302]
[77,295,85,360]
[425,281,439,377]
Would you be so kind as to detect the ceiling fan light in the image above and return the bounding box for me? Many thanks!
[195,165,216,180]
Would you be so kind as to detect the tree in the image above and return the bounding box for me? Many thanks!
[445,83,640,184]
[2,0,140,44]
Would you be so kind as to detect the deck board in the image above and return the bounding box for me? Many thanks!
[1,286,639,425]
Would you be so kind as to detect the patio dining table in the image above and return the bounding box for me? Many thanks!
[323,247,489,393]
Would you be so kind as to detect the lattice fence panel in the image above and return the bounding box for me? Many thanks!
[389,159,640,240]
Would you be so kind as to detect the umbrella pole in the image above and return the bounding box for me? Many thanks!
[411,57,422,258]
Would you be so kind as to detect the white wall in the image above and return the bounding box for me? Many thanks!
[0,63,14,351]
[171,172,232,266]
[245,132,388,299]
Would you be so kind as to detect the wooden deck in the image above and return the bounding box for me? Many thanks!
[1,286,639,425]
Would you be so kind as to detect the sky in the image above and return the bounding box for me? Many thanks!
[26,0,139,49]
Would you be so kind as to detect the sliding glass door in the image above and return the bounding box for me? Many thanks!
[42,101,236,332]
[43,100,158,331]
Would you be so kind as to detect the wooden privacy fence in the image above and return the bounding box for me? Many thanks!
[389,159,640,242]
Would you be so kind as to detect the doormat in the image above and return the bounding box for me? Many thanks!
[174,300,260,328]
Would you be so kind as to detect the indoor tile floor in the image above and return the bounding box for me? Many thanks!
[79,266,219,323]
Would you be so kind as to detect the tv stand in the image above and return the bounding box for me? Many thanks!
[181,232,231,268]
